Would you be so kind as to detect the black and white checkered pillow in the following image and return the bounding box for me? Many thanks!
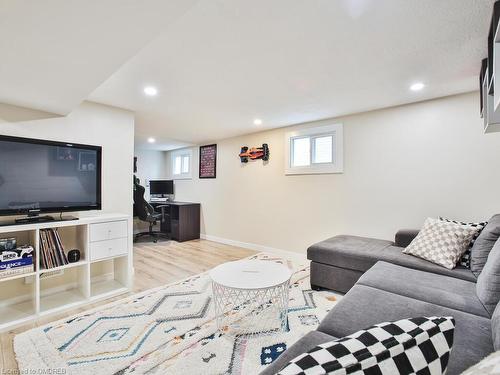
[277,316,455,375]
[439,217,487,268]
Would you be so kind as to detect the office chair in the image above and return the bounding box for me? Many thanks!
[133,178,169,243]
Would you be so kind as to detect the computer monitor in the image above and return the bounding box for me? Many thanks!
[149,180,174,196]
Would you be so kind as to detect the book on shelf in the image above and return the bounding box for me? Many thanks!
[0,249,34,279]
[0,242,34,279]
[40,228,68,270]
[0,256,33,271]
[0,265,34,279]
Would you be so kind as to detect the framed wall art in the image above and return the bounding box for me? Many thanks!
[199,144,217,179]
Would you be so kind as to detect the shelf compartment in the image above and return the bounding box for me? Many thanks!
[0,229,37,257]
[0,230,36,282]
[91,279,128,299]
[39,264,88,313]
[90,257,128,298]
[39,224,88,271]
[0,271,36,283]
[0,276,36,328]
[0,229,37,245]
[39,260,87,274]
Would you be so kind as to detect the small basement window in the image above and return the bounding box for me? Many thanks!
[171,148,193,179]
[285,124,343,175]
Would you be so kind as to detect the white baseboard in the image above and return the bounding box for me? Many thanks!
[200,234,307,262]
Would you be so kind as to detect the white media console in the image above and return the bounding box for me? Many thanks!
[0,214,132,331]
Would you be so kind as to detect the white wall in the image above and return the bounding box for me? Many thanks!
[134,149,167,201]
[0,101,135,218]
[168,92,500,253]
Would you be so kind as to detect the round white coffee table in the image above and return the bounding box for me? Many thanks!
[209,260,292,335]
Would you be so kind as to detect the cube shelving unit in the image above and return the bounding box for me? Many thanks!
[0,214,132,331]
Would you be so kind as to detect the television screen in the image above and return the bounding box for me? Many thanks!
[0,135,101,215]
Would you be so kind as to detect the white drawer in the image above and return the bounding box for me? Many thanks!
[90,220,127,242]
[90,237,128,261]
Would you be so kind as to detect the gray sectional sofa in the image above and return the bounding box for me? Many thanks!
[261,215,500,375]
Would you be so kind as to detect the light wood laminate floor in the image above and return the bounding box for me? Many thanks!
[0,239,256,372]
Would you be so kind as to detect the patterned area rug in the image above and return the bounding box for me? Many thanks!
[15,253,340,375]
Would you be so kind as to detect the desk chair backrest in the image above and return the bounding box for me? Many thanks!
[133,180,155,221]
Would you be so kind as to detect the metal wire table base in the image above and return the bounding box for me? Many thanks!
[212,280,290,336]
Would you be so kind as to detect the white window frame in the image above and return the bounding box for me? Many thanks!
[285,123,343,175]
[171,148,193,180]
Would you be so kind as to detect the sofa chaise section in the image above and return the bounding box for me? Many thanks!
[308,233,476,292]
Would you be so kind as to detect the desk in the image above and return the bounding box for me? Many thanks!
[149,201,200,242]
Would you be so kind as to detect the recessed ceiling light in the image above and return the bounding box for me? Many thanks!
[410,83,425,91]
[253,118,263,125]
[144,86,158,96]
[147,137,156,143]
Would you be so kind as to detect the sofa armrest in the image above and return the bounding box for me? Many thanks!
[394,229,420,248]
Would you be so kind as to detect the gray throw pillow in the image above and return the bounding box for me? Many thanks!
[471,214,500,277]
[477,238,500,316]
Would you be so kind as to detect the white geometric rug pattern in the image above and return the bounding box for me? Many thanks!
[14,253,340,375]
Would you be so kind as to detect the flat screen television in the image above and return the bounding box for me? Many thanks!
[0,135,102,218]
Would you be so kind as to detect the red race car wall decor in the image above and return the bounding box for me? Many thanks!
[239,143,270,163]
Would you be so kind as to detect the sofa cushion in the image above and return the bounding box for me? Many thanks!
[492,301,500,351]
[278,316,455,375]
[310,261,363,293]
[477,238,500,316]
[318,285,493,375]
[394,229,420,248]
[308,235,476,282]
[259,331,336,375]
[471,214,500,277]
[381,247,476,282]
[307,235,393,269]
[403,217,480,269]
[357,262,488,317]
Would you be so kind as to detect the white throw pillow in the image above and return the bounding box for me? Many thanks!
[461,351,500,375]
[403,217,480,269]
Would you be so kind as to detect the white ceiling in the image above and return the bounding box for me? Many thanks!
[0,0,199,115]
[1,1,494,150]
